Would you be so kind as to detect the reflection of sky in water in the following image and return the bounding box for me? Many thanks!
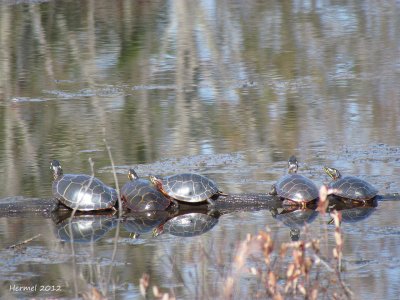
[200,140,214,155]
[198,84,216,102]
[95,48,120,72]
[321,6,358,36]
[347,102,360,121]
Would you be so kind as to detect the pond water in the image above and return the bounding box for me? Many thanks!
[1,0,400,299]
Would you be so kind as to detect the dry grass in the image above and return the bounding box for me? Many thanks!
[219,185,353,300]
[140,185,354,300]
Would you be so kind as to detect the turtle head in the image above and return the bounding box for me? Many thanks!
[152,224,164,237]
[323,166,341,180]
[290,228,300,241]
[150,175,168,197]
[128,168,139,181]
[288,155,299,174]
[50,160,63,179]
[149,175,162,187]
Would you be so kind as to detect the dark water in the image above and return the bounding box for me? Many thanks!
[1,0,400,299]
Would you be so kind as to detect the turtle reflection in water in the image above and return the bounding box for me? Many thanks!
[121,168,172,212]
[122,211,170,239]
[55,214,116,243]
[270,207,319,241]
[50,160,118,211]
[327,197,378,225]
[324,166,378,204]
[269,156,319,208]
[153,210,220,237]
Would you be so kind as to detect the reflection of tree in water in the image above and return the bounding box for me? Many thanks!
[1,1,400,198]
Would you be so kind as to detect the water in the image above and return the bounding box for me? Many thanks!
[1,0,400,298]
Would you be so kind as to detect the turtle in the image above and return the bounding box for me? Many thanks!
[50,160,118,211]
[153,210,220,237]
[149,173,224,205]
[121,168,172,212]
[269,156,319,207]
[323,166,378,203]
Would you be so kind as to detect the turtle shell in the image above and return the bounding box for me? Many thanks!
[121,178,170,211]
[52,174,118,211]
[157,173,220,203]
[275,174,319,203]
[328,176,378,201]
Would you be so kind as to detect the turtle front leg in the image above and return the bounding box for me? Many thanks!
[171,198,179,208]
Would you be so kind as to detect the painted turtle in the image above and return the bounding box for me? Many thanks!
[150,173,223,205]
[121,169,172,212]
[324,166,378,203]
[153,210,220,237]
[50,160,118,211]
[269,156,319,207]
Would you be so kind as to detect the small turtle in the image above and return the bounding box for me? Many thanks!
[324,166,378,203]
[270,156,319,207]
[50,160,117,211]
[121,168,172,212]
[150,173,224,205]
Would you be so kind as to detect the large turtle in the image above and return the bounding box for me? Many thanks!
[269,156,319,207]
[324,166,378,203]
[50,160,117,211]
[121,168,172,212]
[150,173,224,206]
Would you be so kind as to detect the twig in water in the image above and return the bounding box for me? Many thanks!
[103,136,123,295]
[70,157,96,299]
[7,234,41,249]
[103,138,122,216]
